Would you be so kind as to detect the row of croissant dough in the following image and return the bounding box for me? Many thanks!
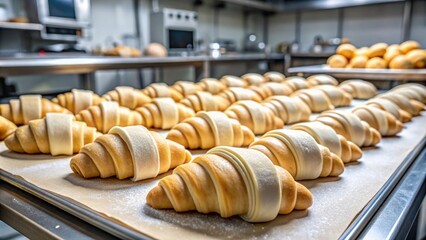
[0,72,425,223]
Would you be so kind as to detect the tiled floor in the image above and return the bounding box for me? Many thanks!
[0,221,28,240]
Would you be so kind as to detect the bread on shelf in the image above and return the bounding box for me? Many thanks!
[283,76,309,91]
[327,54,348,68]
[337,43,356,59]
[313,85,353,107]
[352,105,403,136]
[263,71,286,82]
[291,89,335,113]
[249,82,293,99]
[348,55,368,68]
[225,100,284,135]
[306,74,338,87]
[71,125,191,180]
[367,43,388,58]
[262,96,311,124]
[180,91,230,112]
[143,83,184,102]
[365,98,412,123]
[166,111,255,149]
[135,98,194,129]
[196,78,227,94]
[5,113,100,155]
[171,81,200,98]
[405,49,426,69]
[217,87,262,106]
[146,146,313,222]
[0,95,71,125]
[377,92,424,116]
[250,129,345,180]
[53,89,105,114]
[220,75,248,88]
[241,73,267,86]
[0,116,17,141]
[390,83,426,104]
[399,40,420,54]
[103,86,151,109]
[75,101,142,133]
[339,80,377,99]
[316,110,381,147]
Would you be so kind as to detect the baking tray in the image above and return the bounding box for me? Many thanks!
[0,102,425,239]
[288,64,426,81]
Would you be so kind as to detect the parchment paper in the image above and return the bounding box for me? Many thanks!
[0,105,425,239]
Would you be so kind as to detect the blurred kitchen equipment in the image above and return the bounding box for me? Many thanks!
[214,38,237,53]
[0,4,8,21]
[150,8,198,55]
[310,35,349,53]
[244,33,266,53]
[26,0,91,41]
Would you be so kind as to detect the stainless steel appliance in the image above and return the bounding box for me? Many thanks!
[150,8,197,54]
[27,0,91,41]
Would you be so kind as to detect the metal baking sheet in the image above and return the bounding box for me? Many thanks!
[0,103,425,239]
[288,64,426,81]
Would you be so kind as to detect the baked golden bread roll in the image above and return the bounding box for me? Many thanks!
[306,74,338,87]
[249,82,293,99]
[327,54,348,68]
[75,102,142,133]
[405,49,426,69]
[218,87,262,106]
[196,78,227,94]
[283,76,309,91]
[166,111,255,149]
[262,96,311,124]
[366,57,387,69]
[365,98,412,123]
[400,40,420,54]
[225,100,284,135]
[171,81,200,98]
[71,125,191,181]
[0,116,17,141]
[378,93,424,116]
[135,98,194,129]
[316,110,381,147]
[143,83,183,102]
[144,43,168,57]
[103,86,151,109]
[314,85,353,107]
[146,146,313,222]
[337,44,356,59]
[389,55,414,69]
[291,89,334,113]
[103,45,141,57]
[241,73,267,86]
[180,91,229,112]
[290,122,362,163]
[5,113,99,155]
[220,75,248,88]
[348,55,368,68]
[52,89,105,114]
[352,105,403,136]
[250,129,344,180]
[339,80,377,99]
[0,95,71,125]
[264,71,285,82]
[383,44,402,63]
[354,47,369,57]
[368,43,388,58]
[391,83,426,103]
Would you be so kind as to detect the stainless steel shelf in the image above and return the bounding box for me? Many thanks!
[0,22,43,31]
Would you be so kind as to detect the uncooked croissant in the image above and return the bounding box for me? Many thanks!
[262,96,311,124]
[196,78,227,94]
[75,102,142,133]
[180,92,229,112]
[378,92,424,116]
[218,87,262,107]
[71,126,191,180]
[0,116,17,141]
[5,113,99,155]
[0,95,71,125]
[316,110,381,147]
[103,86,151,109]
[52,89,105,114]
[220,75,248,88]
[365,98,412,123]
[283,76,309,91]
[225,100,284,135]
[167,111,255,149]
[390,83,426,104]
[249,82,293,99]
[314,85,353,107]
[339,80,377,99]
[291,89,335,112]
[241,73,267,86]
[171,81,200,98]
[250,129,344,180]
[263,71,285,82]
[306,74,338,87]
[352,105,403,136]
[146,146,313,222]
[290,122,362,163]
[135,98,194,129]
[143,83,184,102]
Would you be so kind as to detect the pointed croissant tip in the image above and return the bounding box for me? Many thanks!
[146,185,173,209]
[166,130,188,148]
[400,110,412,123]
[371,128,382,145]
[349,141,363,161]
[330,152,345,177]
[294,183,313,210]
